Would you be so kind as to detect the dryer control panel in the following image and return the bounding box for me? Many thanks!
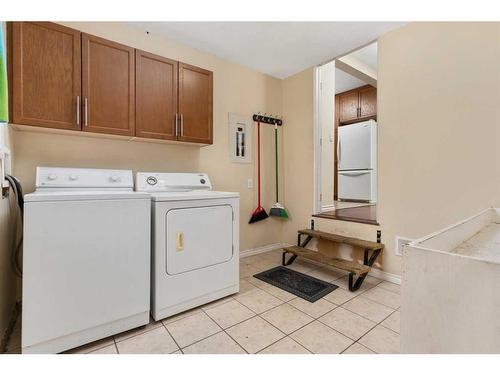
[136,172,212,192]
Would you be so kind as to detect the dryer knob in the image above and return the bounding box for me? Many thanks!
[110,175,121,183]
[69,174,78,181]
[48,173,57,181]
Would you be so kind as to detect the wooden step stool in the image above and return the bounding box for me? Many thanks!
[282,225,384,292]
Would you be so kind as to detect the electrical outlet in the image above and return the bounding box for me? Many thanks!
[247,178,253,189]
[395,236,414,256]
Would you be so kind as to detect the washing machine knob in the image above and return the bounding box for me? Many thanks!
[48,173,57,181]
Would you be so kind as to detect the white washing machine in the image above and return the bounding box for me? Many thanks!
[23,167,151,353]
[136,172,239,321]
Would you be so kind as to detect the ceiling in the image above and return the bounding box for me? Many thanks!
[335,68,366,94]
[335,42,377,93]
[347,42,378,72]
[127,22,404,79]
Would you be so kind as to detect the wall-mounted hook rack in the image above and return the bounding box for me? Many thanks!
[252,113,283,126]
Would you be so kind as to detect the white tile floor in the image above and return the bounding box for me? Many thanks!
[4,249,400,354]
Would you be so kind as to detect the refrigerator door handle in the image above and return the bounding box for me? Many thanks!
[338,171,371,176]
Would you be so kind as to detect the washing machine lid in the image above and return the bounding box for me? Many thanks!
[150,190,239,202]
[25,190,150,202]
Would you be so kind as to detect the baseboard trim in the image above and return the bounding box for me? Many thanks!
[368,268,401,285]
[240,243,285,258]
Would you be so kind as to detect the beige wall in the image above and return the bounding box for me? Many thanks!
[11,21,284,253]
[376,22,500,274]
[282,22,500,276]
[282,68,315,244]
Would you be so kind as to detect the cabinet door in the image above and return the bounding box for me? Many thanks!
[339,91,359,123]
[11,22,81,130]
[136,50,178,140]
[359,85,377,119]
[178,63,213,144]
[82,34,135,136]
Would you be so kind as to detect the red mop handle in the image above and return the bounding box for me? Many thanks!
[257,120,261,207]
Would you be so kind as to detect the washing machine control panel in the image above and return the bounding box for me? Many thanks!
[36,167,133,189]
[136,172,212,192]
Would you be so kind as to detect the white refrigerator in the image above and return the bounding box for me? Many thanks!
[337,119,377,202]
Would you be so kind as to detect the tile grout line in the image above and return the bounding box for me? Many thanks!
[201,306,250,354]
[161,318,184,353]
[165,309,248,354]
[113,336,119,354]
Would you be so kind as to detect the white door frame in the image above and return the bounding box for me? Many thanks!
[313,40,378,215]
[313,66,322,215]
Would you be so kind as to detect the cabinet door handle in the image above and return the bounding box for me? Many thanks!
[175,113,179,137]
[76,96,80,125]
[180,114,184,136]
[84,98,88,126]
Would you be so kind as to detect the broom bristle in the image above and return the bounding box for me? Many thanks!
[269,207,281,217]
[279,209,289,219]
[249,207,269,224]
[269,203,289,219]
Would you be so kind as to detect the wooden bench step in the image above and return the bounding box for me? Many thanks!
[283,246,371,276]
[298,229,384,251]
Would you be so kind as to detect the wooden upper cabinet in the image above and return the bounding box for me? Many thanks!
[11,22,81,130]
[337,85,377,124]
[178,63,213,144]
[82,34,135,136]
[9,22,214,144]
[359,85,377,119]
[135,50,178,140]
[339,91,359,123]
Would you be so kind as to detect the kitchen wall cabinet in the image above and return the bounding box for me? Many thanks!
[337,85,376,124]
[11,22,81,131]
[9,22,213,145]
[338,91,359,123]
[136,50,178,140]
[82,34,135,136]
[178,63,213,144]
[359,85,377,119]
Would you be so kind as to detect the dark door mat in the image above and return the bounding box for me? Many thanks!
[254,266,338,302]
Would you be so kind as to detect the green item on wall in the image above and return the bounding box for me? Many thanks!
[0,22,9,123]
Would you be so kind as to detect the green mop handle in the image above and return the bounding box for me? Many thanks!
[274,123,279,202]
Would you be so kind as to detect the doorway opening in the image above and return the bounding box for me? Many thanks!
[315,42,378,225]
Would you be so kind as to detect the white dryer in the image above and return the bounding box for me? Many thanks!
[23,167,151,353]
[136,172,239,321]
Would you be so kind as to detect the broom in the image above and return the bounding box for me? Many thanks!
[249,120,269,224]
[269,123,288,218]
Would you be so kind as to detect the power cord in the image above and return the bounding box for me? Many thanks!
[4,174,23,278]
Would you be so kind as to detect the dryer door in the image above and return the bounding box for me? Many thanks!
[166,205,234,275]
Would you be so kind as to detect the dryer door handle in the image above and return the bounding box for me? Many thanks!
[176,232,184,251]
